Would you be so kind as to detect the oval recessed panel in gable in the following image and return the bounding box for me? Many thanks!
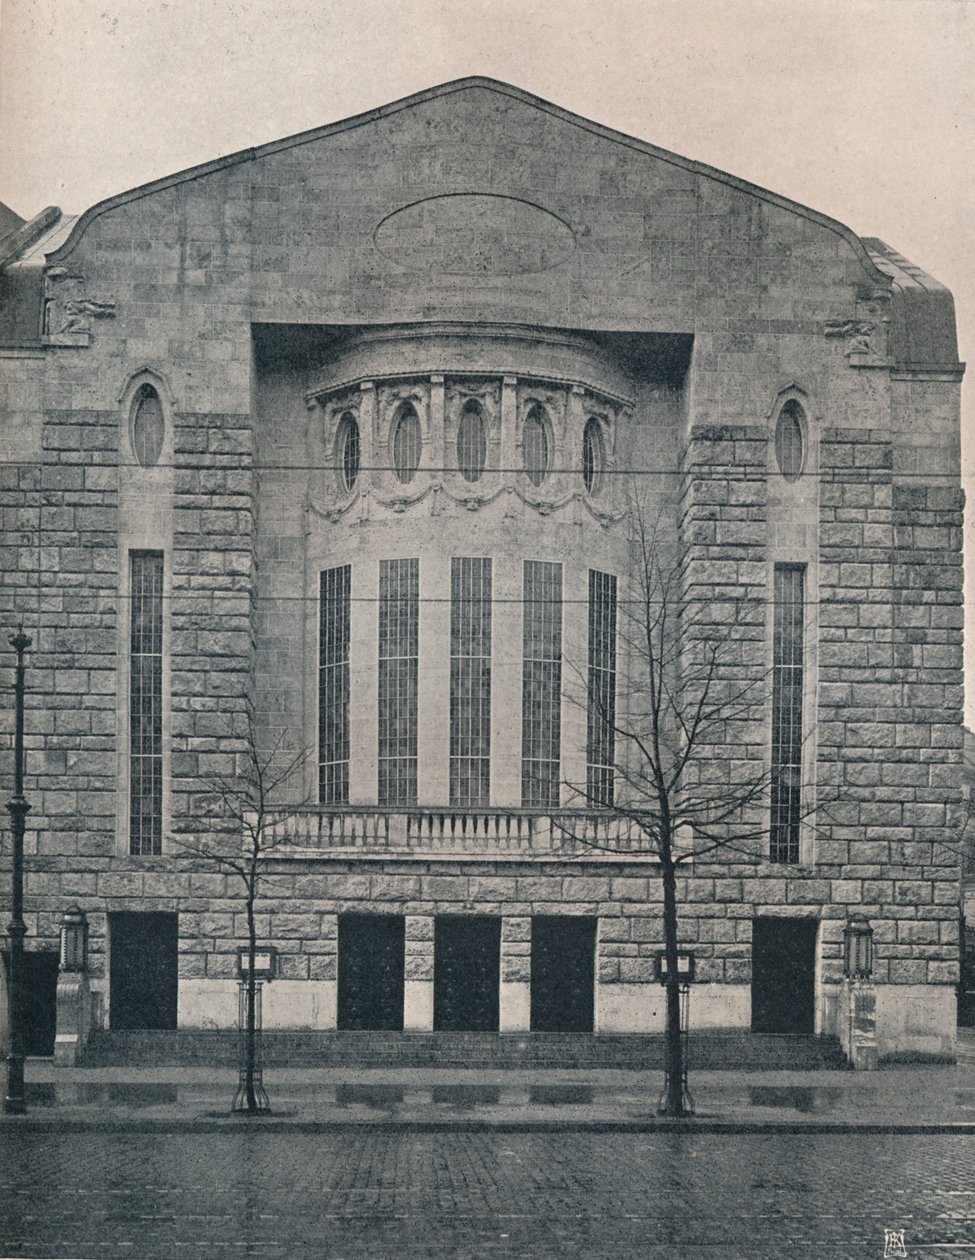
[374,194,576,276]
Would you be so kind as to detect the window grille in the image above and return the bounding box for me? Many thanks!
[522,560,562,806]
[337,413,360,493]
[319,565,351,803]
[391,404,421,484]
[450,558,492,806]
[523,406,549,487]
[130,551,164,854]
[587,570,617,805]
[379,558,419,805]
[774,401,805,482]
[582,418,603,495]
[456,403,487,482]
[770,564,805,863]
[132,385,164,468]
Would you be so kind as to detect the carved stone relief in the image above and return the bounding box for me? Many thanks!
[43,268,117,340]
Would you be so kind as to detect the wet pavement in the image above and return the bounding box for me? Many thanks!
[6,1058,975,1132]
[1,1128,974,1258]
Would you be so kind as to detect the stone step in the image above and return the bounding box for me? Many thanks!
[82,1030,849,1071]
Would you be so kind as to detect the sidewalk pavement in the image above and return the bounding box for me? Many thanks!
[3,1049,975,1134]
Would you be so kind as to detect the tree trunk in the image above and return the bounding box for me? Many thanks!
[245,888,259,1113]
[660,852,687,1116]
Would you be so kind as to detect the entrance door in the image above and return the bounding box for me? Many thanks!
[2,950,59,1056]
[337,914,405,1030]
[434,916,500,1031]
[751,917,817,1033]
[109,912,178,1030]
[531,916,596,1032]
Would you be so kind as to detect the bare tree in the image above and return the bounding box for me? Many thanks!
[173,717,308,1113]
[559,499,798,1116]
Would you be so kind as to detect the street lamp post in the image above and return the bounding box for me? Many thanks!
[5,627,31,1114]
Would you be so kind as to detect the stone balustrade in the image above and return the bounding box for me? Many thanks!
[258,807,658,861]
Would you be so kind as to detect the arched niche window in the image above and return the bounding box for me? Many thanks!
[391,403,422,484]
[336,412,360,493]
[582,417,604,495]
[774,400,805,483]
[456,402,487,482]
[131,384,165,468]
[523,405,550,488]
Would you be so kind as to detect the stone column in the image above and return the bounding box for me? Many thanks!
[500,375,518,483]
[563,384,585,501]
[428,374,445,476]
[313,913,338,1030]
[358,380,376,483]
[404,915,434,1030]
[500,916,531,1031]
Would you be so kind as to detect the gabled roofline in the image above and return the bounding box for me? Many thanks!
[0,206,61,270]
[47,76,889,286]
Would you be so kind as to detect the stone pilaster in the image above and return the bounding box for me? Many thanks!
[404,914,434,1030]
[500,916,531,1031]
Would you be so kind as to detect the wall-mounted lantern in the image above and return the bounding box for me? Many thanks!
[843,913,874,980]
[59,906,89,973]
[654,949,696,985]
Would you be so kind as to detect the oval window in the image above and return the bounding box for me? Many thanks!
[523,406,549,487]
[391,403,421,484]
[582,418,603,495]
[775,400,805,482]
[456,403,487,482]
[132,384,165,468]
[337,412,360,492]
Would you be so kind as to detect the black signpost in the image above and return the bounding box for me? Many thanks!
[5,628,31,1115]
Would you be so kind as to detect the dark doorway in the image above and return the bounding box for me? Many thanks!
[337,914,405,1030]
[2,950,59,1056]
[109,912,178,1030]
[751,917,817,1034]
[434,916,500,1031]
[531,916,596,1032]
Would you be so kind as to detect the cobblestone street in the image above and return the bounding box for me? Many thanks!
[1,1130,974,1259]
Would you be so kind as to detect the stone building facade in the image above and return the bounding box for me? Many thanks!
[0,79,965,1057]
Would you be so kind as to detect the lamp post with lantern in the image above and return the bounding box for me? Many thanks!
[843,913,877,1070]
[54,905,93,1066]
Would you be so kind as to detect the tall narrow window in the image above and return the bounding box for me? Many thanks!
[319,565,351,804]
[132,384,165,468]
[582,418,604,496]
[770,564,805,863]
[522,560,562,807]
[587,570,617,805]
[774,400,805,482]
[450,558,492,806]
[337,413,360,493]
[523,406,550,487]
[130,551,164,855]
[379,559,419,806]
[456,402,487,482]
[391,404,422,484]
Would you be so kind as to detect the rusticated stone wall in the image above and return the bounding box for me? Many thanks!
[0,80,964,1053]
